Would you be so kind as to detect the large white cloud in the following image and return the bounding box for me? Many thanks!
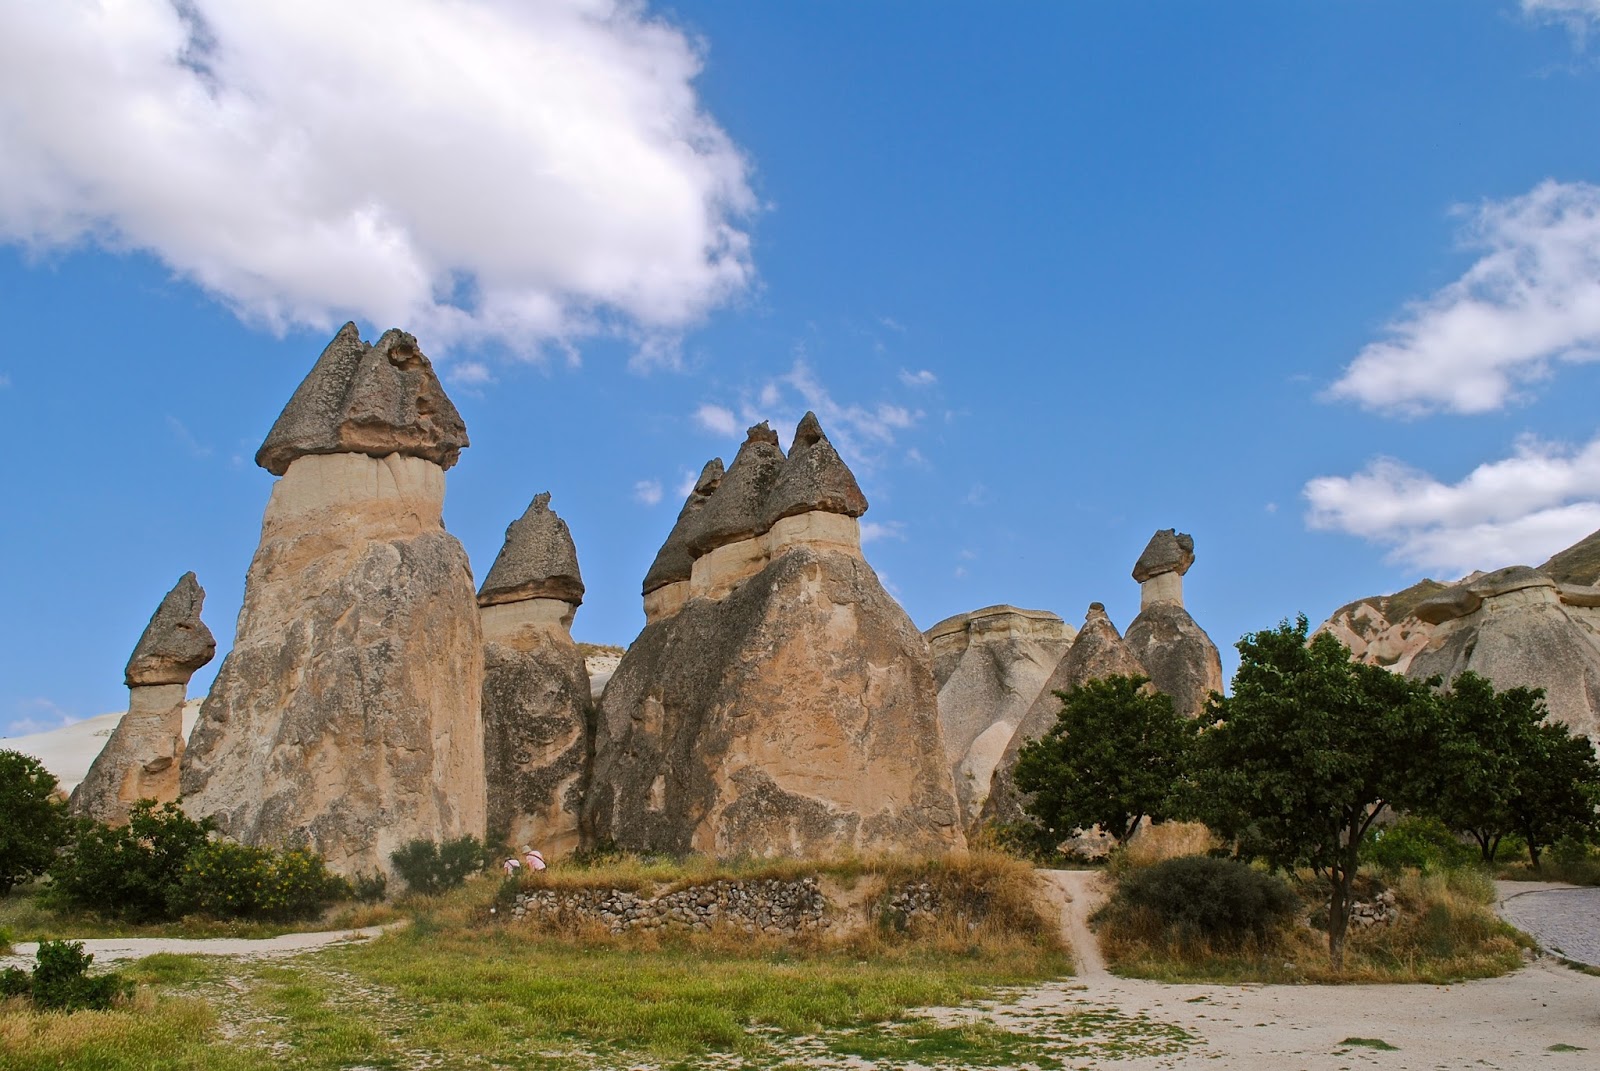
[1304,433,1600,575]
[1328,180,1600,414]
[0,0,754,363]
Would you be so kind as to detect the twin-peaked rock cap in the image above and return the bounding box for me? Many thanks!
[255,323,469,476]
[478,493,585,607]
[642,458,725,596]
[124,572,216,687]
[1132,529,1195,583]
[684,423,787,557]
[764,411,868,525]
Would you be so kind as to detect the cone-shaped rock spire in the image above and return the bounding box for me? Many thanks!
[124,572,216,687]
[683,424,786,557]
[764,411,868,526]
[642,458,724,596]
[256,323,469,476]
[479,493,584,608]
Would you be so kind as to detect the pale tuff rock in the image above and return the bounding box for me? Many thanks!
[981,603,1148,828]
[478,493,591,857]
[255,323,468,476]
[181,328,484,878]
[1124,529,1222,719]
[479,492,585,608]
[123,572,216,686]
[926,606,1076,828]
[588,413,964,858]
[72,574,215,824]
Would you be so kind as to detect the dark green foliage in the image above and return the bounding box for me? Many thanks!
[49,800,214,921]
[1108,856,1298,948]
[1362,816,1478,873]
[1191,616,1442,968]
[1420,672,1600,869]
[0,749,70,895]
[5,940,129,1011]
[390,835,485,895]
[1013,674,1194,843]
[167,841,350,920]
[352,870,389,904]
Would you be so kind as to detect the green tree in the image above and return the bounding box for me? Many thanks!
[1503,719,1600,870]
[1191,616,1440,970]
[49,799,214,921]
[0,749,69,895]
[1012,674,1194,844]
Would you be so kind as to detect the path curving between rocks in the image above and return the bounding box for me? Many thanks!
[0,922,399,968]
[1496,880,1600,968]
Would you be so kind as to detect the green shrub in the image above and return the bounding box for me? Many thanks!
[48,800,214,921]
[352,870,389,904]
[167,841,350,921]
[1106,856,1299,948]
[390,836,485,896]
[1362,816,1479,873]
[8,940,129,1011]
[0,749,70,896]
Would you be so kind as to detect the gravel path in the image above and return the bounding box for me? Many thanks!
[0,922,397,968]
[1497,880,1600,967]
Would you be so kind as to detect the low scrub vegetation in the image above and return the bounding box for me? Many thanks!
[1100,856,1299,950]
[389,834,488,896]
[1,940,129,1012]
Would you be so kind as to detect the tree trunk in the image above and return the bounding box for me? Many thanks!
[1327,870,1348,972]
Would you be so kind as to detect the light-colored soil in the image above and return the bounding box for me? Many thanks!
[0,922,396,967]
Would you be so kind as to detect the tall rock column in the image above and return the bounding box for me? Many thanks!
[588,414,964,857]
[1123,529,1223,719]
[478,493,591,857]
[181,324,484,877]
[71,573,215,824]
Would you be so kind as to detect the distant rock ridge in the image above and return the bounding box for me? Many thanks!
[72,573,215,824]
[1316,527,1600,741]
[479,492,591,857]
[182,324,484,878]
[586,412,964,858]
[925,605,1076,828]
[981,602,1149,828]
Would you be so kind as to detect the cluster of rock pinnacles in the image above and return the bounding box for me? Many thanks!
[72,324,1229,873]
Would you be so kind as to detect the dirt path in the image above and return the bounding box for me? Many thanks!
[0,922,398,967]
[1038,868,1108,976]
[1497,879,1600,967]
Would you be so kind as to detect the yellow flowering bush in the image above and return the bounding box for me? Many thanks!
[168,841,350,921]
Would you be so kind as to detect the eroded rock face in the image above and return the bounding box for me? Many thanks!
[980,603,1148,828]
[73,574,215,824]
[1124,529,1222,719]
[587,413,964,857]
[479,493,590,858]
[926,606,1076,828]
[255,323,468,476]
[1132,529,1194,584]
[182,328,483,878]
[642,458,724,622]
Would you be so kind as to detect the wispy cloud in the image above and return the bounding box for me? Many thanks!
[1327,180,1600,415]
[693,403,739,437]
[633,479,664,506]
[860,520,906,544]
[165,415,212,459]
[1304,432,1600,575]
[3,697,79,737]
[0,1,755,366]
[448,361,495,387]
[898,368,937,387]
[0,372,10,388]
[1523,0,1600,40]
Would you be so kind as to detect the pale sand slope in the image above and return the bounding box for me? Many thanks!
[1013,870,1599,1070]
[0,701,202,795]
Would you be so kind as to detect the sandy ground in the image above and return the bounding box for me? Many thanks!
[1020,870,1600,1070]
[0,923,397,968]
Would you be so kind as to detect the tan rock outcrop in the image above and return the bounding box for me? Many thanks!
[479,493,591,857]
[980,603,1147,828]
[181,326,484,878]
[925,606,1076,828]
[586,414,964,858]
[1123,529,1222,719]
[72,573,215,824]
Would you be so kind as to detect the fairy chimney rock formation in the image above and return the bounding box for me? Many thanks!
[72,573,215,823]
[478,493,592,857]
[1124,529,1223,719]
[981,603,1148,828]
[926,605,1077,828]
[181,325,485,878]
[1132,528,1194,608]
[642,458,724,623]
[588,412,963,858]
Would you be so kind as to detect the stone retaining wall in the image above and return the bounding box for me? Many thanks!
[510,876,828,935]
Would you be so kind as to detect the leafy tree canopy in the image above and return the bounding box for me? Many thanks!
[0,749,69,895]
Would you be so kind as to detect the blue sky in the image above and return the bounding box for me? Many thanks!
[4,1,1600,736]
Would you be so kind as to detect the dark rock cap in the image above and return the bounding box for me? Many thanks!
[642,458,725,595]
[478,492,585,608]
[125,572,216,686]
[683,424,787,557]
[256,323,469,476]
[763,412,868,527]
[1132,529,1195,583]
